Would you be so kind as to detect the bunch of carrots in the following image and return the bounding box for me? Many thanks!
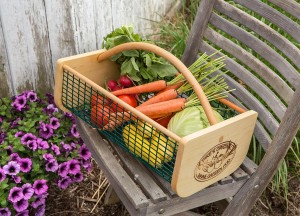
[90,52,232,130]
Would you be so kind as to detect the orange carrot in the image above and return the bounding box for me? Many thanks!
[157,82,183,95]
[112,80,167,96]
[139,89,178,107]
[135,98,186,116]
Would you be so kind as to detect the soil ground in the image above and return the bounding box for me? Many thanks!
[45,160,299,216]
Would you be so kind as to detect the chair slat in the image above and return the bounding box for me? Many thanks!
[219,176,234,185]
[241,157,258,176]
[268,0,300,20]
[233,0,300,43]
[200,42,280,135]
[108,142,168,203]
[227,94,271,150]
[231,168,249,181]
[209,12,300,88]
[182,0,217,66]
[76,120,150,210]
[204,28,288,118]
[215,0,300,70]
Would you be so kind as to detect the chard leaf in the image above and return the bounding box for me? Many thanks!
[150,63,177,78]
[123,50,139,57]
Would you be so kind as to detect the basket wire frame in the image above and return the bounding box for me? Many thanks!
[61,69,237,182]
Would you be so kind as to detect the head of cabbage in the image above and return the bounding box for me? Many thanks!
[167,106,224,137]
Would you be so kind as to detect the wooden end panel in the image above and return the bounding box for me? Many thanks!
[54,49,120,112]
[171,110,258,197]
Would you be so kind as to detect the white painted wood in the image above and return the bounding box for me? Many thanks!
[0,0,174,96]
[0,15,13,96]
[0,0,53,94]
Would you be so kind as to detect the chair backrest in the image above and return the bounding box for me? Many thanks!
[182,0,300,150]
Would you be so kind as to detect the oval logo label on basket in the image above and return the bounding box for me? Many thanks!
[194,141,237,182]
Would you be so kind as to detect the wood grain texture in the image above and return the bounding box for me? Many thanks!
[204,28,287,119]
[215,0,300,70]
[233,0,300,43]
[268,0,300,20]
[209,12,300,88]
[0,17,13,96]
[76,119,150,211]
[200,41,280,135]
[109,140,168,203]
[44,0,77,72]
[223,86,300,216]
[0,0,53,94]
[172,111,257,197]
[181,0,217,67]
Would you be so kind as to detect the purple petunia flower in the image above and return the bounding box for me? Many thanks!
[49,117,60,130]
[39,122,53,139]
[3,161,20,175]
[0,116,2,123]
[43,104,58,115]
[58,162,69,177]
[26,140,37,151]
[15,131,24,138]
[17,158,32,173]
[16,210,29,216]
[33,180,48,195]
[12,95,27,111]
[45,159,58,172]
[81,159,92,173]
[0,208,11,216]
[0,168,6,182]
[8,187,23,203]
[65,112,76,123]
[58,176,72,190]
[13,199,28,212]
[42,153,54,161]
[26,91,38,102]
[6,146,13,155]
[31,196,45,209]
[46,93,55,104]
[51,144,60,155]
[22,183,34,200]
[11,117,21,128]
[61,142,72,152]
[71,124,80,138]
[13,175,21,184]
[35,204,45,216]
[79,145,91,160]
[68,159,80,175]
[73,171,84,183]
[21,133,36,145]
[0,132,6,144]
[10,153,20,161]
[70,142,77,149]
[36,138,49,150]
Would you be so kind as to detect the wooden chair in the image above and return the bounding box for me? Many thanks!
[76,0,300,215]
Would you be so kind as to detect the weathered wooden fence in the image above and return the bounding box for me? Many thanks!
[0,0,174,97]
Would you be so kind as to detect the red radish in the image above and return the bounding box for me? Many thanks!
[107,80,118,91]
[112,85,123,91]
[119,75,133,88]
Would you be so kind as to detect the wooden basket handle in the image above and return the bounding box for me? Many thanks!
[97,42,218,125]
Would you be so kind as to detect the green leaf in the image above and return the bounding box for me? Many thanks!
[130,57,139,71]
[122,50,139,57]
[144,54,152,67]
[151,63,177,78]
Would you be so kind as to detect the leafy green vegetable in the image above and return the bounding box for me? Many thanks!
[102,25,177,84]
[167,106,224,137]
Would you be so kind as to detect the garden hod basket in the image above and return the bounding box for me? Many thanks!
[54,42,258,197]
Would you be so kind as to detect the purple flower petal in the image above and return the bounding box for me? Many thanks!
[58,162,69,177]
[73,171,84,183]
[13,175,21,184]
[45,159,58,172]
[68,159,80,175]
[36,138,49,150]
[3,161,20,175]
[71,124,80,138]
[79,145,91,160]
[26,91,38,102]
[8,187,23,203]
[13,199,28,212]
[0,168,6,182]
[11,118,21,128]
[31,196,45,209]
[33,180,48,195]
[42,153,54,161]
[35,204,45,216]
[22,183,34,200]
[0,208,11,216]
[58,176,72,190]
[12,95,27,111]
[15,131,24,138]
[17,158,32,173]
[10,153,20,161]
[49,117,60,130]
[39,122,54,139]
[0,132,6,144]
[51,144,60,155]
[16,210,29,216]
[26,140,37,151]
[21,133,36,145]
